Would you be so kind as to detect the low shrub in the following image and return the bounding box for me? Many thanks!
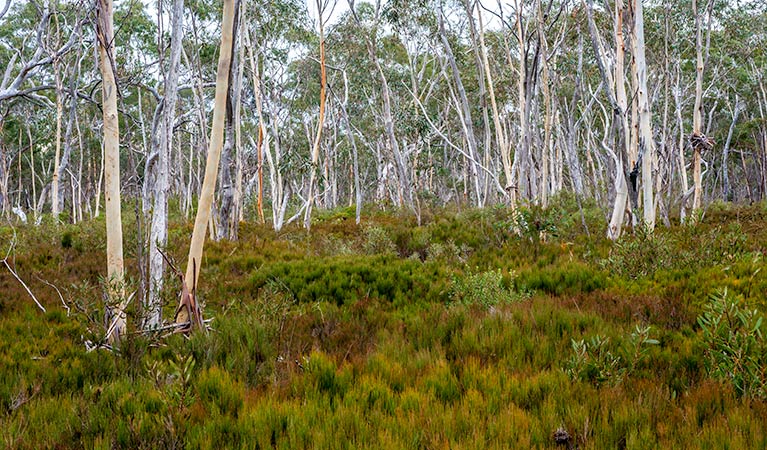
[448,268,528,309]
[250,255,450,306]
[698,289,767,399]
[565,325,658,386]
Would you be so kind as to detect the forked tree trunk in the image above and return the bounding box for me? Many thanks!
[439,7,482,207]
[96,0,126,343]
[177,0,237,328]
[348,0,412,210]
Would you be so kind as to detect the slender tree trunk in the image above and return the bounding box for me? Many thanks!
[217,0,242,240]
[233,7,245,225]
[305,1,328,230]
[177,0,237,328]
[691,0,709,217]
[438,7,482,207]
[348,0,413,210]
[52,58,63,219]
[244,33,267,224]
[340,70,362,224]
[146,0,185,329]
[514,0,527,203]
[96,0,126,343]
[722,97,742,201]
[631,0,655,230]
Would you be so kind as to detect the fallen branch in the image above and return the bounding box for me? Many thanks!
[85,318,214,352]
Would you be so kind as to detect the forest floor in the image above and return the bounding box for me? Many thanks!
[1,197,767,449]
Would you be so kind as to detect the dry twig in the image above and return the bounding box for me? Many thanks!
[2,231,46,313]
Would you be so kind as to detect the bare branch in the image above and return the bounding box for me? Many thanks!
[2,233,46,313]
[0,0,11,20]
[35,274,70,316]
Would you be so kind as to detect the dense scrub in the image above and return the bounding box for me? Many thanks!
[2,200,767,448]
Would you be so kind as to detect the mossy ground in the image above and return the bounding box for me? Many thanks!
[1,199,767,448]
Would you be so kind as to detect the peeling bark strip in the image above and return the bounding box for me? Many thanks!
[96,0,126,344]
[177,0,237,329]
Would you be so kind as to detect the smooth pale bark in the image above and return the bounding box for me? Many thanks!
[536,0,552,207]
[0,141,7,217]
[348,0,412,209]
[51,58,63,219]
[26,123,37,222]
[514,0,526,203]
[146,0,185,329]
[178,0,237,327]
[244,32,267,224]
[612,0,631,237]
[216,0,243,241]
[462,0,492,204]
[58,64,78,220]
[691,0,709,217]
[96,0,126,343]
[340,70,363,225]
[632,0,655,230]
[476,4,512,204]
[673,71,690,221]
[564,38,587,199]
[233,6,245,225]
[722,98,742,201]
[304,0,328,230]
[585,0,631,239]
[438,7,482,207]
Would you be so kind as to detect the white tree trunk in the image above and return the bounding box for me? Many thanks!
[178,0,237,327]
[97,0,126,343]
[146,0,185,329]
[632,0,655,230]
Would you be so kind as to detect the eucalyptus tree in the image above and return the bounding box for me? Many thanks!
[177,0,237,330]
[243,0,311,231]
[303,0,334,230]
[96,0,126,343]
[347,0,414,211]
[145,0,186,329]
[216,0,243,240]
[690,0,714,219]
[630,0,656,230]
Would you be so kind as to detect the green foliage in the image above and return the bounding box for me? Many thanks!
[698,289,767,399]
[565,325,658,386]
[519,262,608,296]
[250,255,450,306]
[602,223,750,280]
[448,268,528,309]
[3,207,767,448]
[361,225,396,255]
[196,366,244,417]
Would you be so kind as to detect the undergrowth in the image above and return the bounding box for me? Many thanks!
[1,201,767,448]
